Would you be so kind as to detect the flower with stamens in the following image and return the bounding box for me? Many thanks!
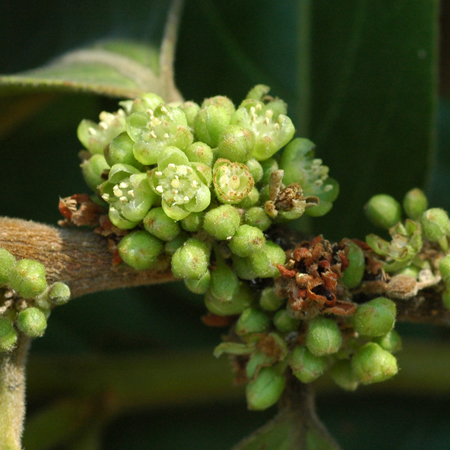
[213,159,254,204]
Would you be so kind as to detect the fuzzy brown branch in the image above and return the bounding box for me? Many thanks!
[0,217,175,300]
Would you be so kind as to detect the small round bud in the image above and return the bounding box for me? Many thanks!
[237,187,260,209]
[118,230,164,270]
[246,366,286,411]
[0,248,16,285]
[305,316,342,356]
[330,360,359,391]
[81,154,110,192]
[259,287,286,312]
[203,205,241,240]
[421,208,450,250]
[245,159,263,183]
[204,283,256,316]
[178,101,200,128]
[439,254,450,285]
[180,212,204,232]
[352,342,398,384]
[373,329,402,353]
[194,104,231,148]
[353,297,396,337]
[273,309,301,333]
[201,95,236,117]
[184,142,214,166]
[259,158,278,185]
[0,317,18,352]
[403,188,428,220]
[10,259,47,299]
[143,207,181,242]
[164,232,188,256]
[105,132,143,169]
[290,346,327,383]
[341,241,365,289]
[244,207,272,231]
[48,282,71,306]
[209,259,239,302]
[235,307,271,335]
[16,307,47,338]
[184,269,211,295]
[247,242,286,278]
[229,225,265,257]
[364,194,402,229]
[217,125,255,162]
[171,238,210,280]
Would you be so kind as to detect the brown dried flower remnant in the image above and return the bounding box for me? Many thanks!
[58,194,106,227]
[275,236,357,319]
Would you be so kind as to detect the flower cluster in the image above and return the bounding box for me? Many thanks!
[0,248,71,351]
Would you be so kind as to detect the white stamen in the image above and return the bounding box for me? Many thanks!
[314,179,323,187]
[100,112,115,122]
[156,185,164,193]
[274,123,280,130]
[160,106,169,114]
[128,190,135,197]
[324,184,333,192]
[88,127,97,135]
[183,196,190,202]
[264,117,270,126]
[168,163,176,169]
[119,182,128,189]
[155,171,163,177]
[119,196,128,203]
[99,122,108,130]
[255,103,262,111]
[171,178,180,188]
[187,167,193,173]
[102,193,110,201]
[265,109,273,119]
[146,109,154,116]
[191,180,198,187]
[164,133,169,139]
[172,189,178,194]
[150,131,157,139]
[117,109,125,116]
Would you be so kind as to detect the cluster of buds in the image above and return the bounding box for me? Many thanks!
[0,248,71,351]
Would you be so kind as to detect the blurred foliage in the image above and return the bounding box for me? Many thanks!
[0,0,449,449]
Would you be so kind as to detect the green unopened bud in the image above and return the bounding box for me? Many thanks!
[305,316,342,356]
[203,205,241,240]
[194,104,231,148]
[237,187,260,209]
[229,225,265,257]
[184,269,211,295]
[81,154,110,192]
[353,297,396,337]
[247,242,286,278]
[201,95,236,117]
[273,309,301,333]
[16,307,47,338]
[0,248,16,285]
[10,259,47,299]
[209,258,239,302]
[245,159,263,183]
[330,360,359,391]
[246,351,277,379]
[217,125,255,163]
[179,212,204,232]
[204,282,256,316]
[439,255,450,285]
[403,188,428,220]
[365,194,402,229]
[373,329,402,353]
[118,230,164,270]
[421,208,450,251]
[290,346,327,383]
[259,158,278,185]
[259,287,286,312]
[171,238,210,280]
[178,101,200,128]
[352,342,398,384]
[235,307,271,335]
[0,317,18,352]
[341,241,365,289]
[164,232,188,255]
[48,282,71,306]
[185,142,214,166]
[105,132,144,169]
[246,366,286,411]
[143,207,181,242]
[244,207,272,231]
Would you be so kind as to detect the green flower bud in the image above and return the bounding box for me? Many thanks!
[403,188,428,220]
[0,317,18,352]
[273,309,301,333]
[330,360,359,391]
[164,232,188,256]
[304,200,333,218]
[179,211,204,232]
[105,132,144,169]
[0,248,16,285]
[237,187,260,209]
[178,101,200,128]
[246,351,278,379]
[235,307,271,335]
[229,225,265,257]
[10,259,47,299]
[143,207,181,242]
[204,282,256,316]
[16,307,47,338]
[184,269,211,295]
[217,125,255,162]
[373,329,402,353]
[341,241,365,289]
[259,287,286,312]
[184,142,214,166]
[443,288,450,311]
[209,258,239,302]
[127,105,193,165]
[81,154,110,192]
[353,297,396,337]
[213,159,254,204]
[305,316,342,356]
[246,366,286,411]
[259,158,278,185]
[202,95,236,117]
[290,346,327,383]
[247,242,286,278]
[421,208,450,251]
[48,282,71,306]
[231,254,258,280]
[246,85,271,101]
[352,342,398,384]
[127,92,165,113]
[245,159,263,183]
[364,194,402,229]
[203,205,241,240]
[244,207,272,231]
[194,104,231,148]
[395,265,420,279]
[439,254,450,285]
[118,230,164,270]
[171,238,210,280]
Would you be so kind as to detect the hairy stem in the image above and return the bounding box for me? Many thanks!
[0,217,175,300]
[0,334,30,450]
